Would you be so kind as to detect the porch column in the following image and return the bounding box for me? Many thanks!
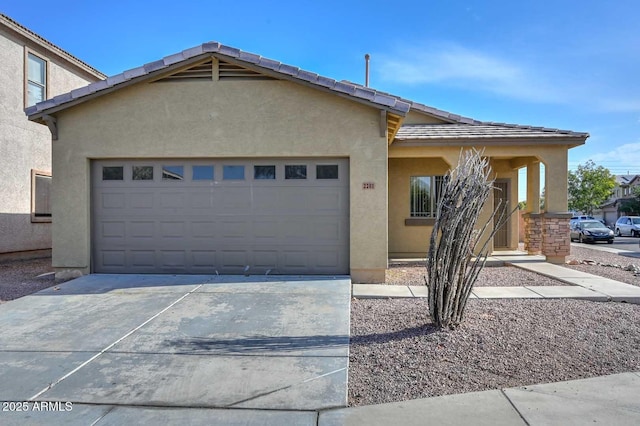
[526,161,540,214]
[523,161,542,254]
[540,150,571,264]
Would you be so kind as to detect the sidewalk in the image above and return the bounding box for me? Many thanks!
[353,252,640,303]
[319,371,640,425]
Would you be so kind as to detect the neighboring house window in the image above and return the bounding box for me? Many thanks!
[31,170,52,222]
[26,51,47,107]
[410,176,445,218]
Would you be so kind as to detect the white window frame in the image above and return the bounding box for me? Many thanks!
[24,49,49,108]
[31,169,52,223]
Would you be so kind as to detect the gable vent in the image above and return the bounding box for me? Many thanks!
[218,61,275,80]
[157,60,214,81]
[154,58,276,83]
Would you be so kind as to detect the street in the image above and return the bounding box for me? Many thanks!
[573,235,640,254]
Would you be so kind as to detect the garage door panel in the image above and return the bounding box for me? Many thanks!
[100,192,126,209]
[101,251,126,268]
[100,221,126,239]
[313,189,343,213]
[159,192,186,209]
[315,250,341,268]
[220,219,251,239]
[160,251,187,269]
[191,250,217,268]
[190,221,217,238]
[218,187,251,211]
[127,192,154,210]
[220,250,250,269]
[129,221,155,238]
[189,192,214,209]
[251,250,278,269]
[313,220,341,241]
[282,250,310,269]
[252,188,284,212]
[253,220,279,239]
[92,159,349,275]
[160,221,186,238]
[130,250,155,268]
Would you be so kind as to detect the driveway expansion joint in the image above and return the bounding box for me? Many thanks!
[500,388,531,426]
[28,284,204,400]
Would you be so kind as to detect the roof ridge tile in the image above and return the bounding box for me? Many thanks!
[144,60,166,73]
[202,42,221,53]
[182,45,205,58]
[238,51,261,64]
[163,51,187,66]
[218,45,241,57]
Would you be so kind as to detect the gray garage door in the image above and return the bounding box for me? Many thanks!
[92,159,349,275]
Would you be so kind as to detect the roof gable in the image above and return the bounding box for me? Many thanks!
[26,41,411,120]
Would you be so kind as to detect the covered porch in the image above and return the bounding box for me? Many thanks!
[387,122,588,265]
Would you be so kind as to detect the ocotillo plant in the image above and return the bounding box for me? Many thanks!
[426,149,515,329]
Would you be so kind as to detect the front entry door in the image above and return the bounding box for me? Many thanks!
[493,180,510,249]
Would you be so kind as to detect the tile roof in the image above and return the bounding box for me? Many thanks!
[23,39,588,144]
[616,175,638,185]
[26,41,412,118]
[395,123,589,140]
[1,13,105,79]
[341,80,480,125]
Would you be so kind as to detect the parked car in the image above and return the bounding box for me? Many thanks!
[614,216,640,237]
[570,219,614,244]
[569,215,595,228]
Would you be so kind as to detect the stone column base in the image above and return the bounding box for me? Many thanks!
[523,213,543,254]
[541,212,572,263]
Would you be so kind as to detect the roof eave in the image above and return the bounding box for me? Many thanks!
[392,136,588,147]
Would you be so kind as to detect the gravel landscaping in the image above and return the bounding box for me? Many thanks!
[351,245,640,407]
[0,257,55,303]
[566,245,640,286]
[386,264,566,287]
[349,298,640,406]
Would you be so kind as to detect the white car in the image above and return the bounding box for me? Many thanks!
[614,216,640,237]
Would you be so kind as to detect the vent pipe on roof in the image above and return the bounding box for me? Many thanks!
[365,54,370,87]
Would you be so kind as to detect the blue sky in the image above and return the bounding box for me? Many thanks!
[4,1,639,199]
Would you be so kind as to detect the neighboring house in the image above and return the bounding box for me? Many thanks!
[0,14,105,258]
[594,174,640,225]
[26,42,588,283]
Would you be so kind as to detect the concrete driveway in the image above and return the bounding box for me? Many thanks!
[0,274,350,425]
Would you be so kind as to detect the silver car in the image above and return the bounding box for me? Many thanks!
[614,216,640,237]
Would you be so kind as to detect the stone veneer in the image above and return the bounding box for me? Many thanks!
[523,213,543,254]
[524,212,571,263]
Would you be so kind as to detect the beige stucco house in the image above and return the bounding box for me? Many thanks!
[0,14,105,258]
[26,42,588,283]
[593,174,639,225]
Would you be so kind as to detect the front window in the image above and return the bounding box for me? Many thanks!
[26,52,47,107]
[410,176,444,218]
